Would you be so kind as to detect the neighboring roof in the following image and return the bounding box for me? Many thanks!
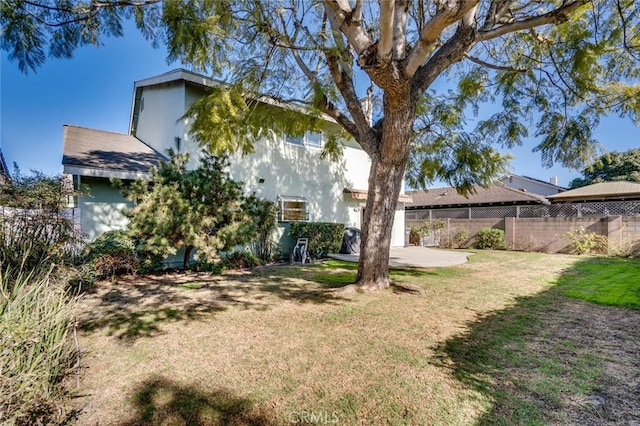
[547,181,640,202]
[62,125,166,180]
[406,183,549,209]
[501,174,566,190]
[344,188,413,204]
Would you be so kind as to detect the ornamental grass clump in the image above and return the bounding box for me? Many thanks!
[0,266,79,425]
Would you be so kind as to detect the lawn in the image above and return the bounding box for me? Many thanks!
[73,251,640,425]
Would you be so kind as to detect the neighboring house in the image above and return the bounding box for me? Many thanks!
[406,183,549,222]
[546,181,640,217]
[547,181,640,203]
[62,69,408,249]
[499,174,565,196]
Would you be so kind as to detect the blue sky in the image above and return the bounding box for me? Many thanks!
[1,21,638,189]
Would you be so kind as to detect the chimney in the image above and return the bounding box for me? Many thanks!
[550,176,558,186]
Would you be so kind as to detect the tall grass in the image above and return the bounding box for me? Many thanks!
[0,265,79,425]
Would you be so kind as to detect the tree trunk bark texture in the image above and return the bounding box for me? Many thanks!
[356,96,414,290]
[183,245,193,269]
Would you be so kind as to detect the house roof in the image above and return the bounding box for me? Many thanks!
[501,174,566,190]
[62,125,166,180]
[344,188,413,204]
[406,183,549,209]
[547,181,640,202]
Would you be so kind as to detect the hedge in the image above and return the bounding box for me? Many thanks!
[288,222,345,259]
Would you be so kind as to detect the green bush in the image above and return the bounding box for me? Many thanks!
[0,267,79,425]
[241,197,278,262]
[221,250,262,270]
[85,230,139,278]
[474,227,507,250]
[409,227,422,245]
[82,231,164,280]
[0,169,83,275]
[441,226,470,249]
[561,227,608,255]
[289,222,345,259]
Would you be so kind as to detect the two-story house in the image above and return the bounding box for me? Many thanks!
[62,69,408,257]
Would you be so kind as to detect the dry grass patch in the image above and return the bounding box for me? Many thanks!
[73,252,640,425]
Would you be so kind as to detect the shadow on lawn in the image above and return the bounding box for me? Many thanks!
[79,267,351,342]
[433,257,640,425]
[119,376,277,426]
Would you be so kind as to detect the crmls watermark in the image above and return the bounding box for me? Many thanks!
[287,410,340,424]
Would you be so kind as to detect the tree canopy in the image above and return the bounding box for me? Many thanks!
[569,148,640,188]
[3,0,639,289]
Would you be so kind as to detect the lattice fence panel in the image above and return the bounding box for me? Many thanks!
[470,206,518,218]
[432,208,470,219]
[580,201,640,216]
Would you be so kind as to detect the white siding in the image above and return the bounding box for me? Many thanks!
[77,177,132,240]
[135,82,187,155]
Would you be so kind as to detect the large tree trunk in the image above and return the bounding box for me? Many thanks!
[183,245,193,269]
[356,97,413,290]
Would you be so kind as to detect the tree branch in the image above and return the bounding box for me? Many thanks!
[377,0,395,63]
[464,52,526,72]
[476,0,589,42]
[322,0,372,53]
[405,0,479,77]
[392,0,409,60]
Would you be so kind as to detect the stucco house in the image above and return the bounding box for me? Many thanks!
[499,174,566,196]
[405,182,549,222]
[62,69,408,253]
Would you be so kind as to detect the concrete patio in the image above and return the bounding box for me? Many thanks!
[329,246,473,268]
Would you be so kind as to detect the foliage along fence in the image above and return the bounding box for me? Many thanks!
[407,215,640,256]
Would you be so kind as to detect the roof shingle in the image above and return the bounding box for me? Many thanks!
[547,181,640,202]
[62,125,165,178]
[407,184,548,208]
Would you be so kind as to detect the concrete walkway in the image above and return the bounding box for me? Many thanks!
[329,246,473,268]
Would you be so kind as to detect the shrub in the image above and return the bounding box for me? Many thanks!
[240,197,278,262]
[0,169,84,275]
[85,230,139,278]
[441,226,470,249]
[474,227,507,250]
[289,222,344,259]
[409,220,446,246]
[409,226,422,245]
[221,250,262,270]
[561,227,608,255]
[0,267,79,425]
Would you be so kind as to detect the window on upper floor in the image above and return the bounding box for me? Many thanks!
[286,131,324,148]
[278,195,309,222]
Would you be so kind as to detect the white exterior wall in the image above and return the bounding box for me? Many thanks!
[78,177,132,240]
[501,176,563,195]
[134,81,406,247]
[135,82,187,155]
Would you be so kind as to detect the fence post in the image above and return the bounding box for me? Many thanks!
[516,206,520,218]
[504,217,515,249]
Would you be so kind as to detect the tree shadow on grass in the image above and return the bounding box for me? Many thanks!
[79,268,351,342]
[119,376,277,426]
[432,258,640,425]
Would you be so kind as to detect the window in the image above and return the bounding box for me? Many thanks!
[286,131,324,148]
[305,131,323,148]
[278,196,309,222]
